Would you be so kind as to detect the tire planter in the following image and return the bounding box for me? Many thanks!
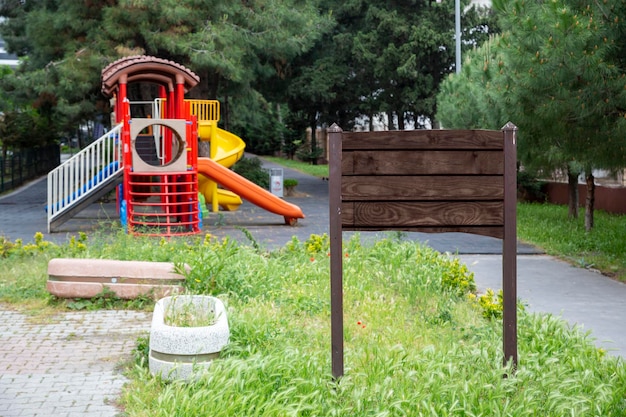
[149,295,229,381]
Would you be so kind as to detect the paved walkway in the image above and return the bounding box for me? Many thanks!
[0,156,624,416]
[0,309,150,417]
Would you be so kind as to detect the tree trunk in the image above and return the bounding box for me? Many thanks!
[310,116,318,165]
[397,111,405,130]
[567,167,579,219]
[585,172,595,231]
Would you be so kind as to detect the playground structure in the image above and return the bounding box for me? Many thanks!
[47,56,304,236]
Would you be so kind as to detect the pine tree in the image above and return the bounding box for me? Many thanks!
[494,0,626,230]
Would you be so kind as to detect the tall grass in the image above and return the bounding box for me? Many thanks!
[121,234,622,416]
[518,203,626,281]
[1,228,624,415]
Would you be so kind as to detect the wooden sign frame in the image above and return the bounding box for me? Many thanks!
[328,123,518,378]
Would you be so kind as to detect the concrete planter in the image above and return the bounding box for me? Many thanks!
[149,295,229,381]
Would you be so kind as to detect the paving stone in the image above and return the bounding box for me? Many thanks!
[0,308,150,417]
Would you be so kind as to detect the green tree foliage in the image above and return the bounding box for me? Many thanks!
[101,0,333,132]
[228,91,285,155]
[1,0,332,152]
[498,0,626,230]
[1,0,497,157]
[0,0,110,143]
[286,0,498,160]
[438,0,626,230]
[437,34,511,130]
[0,107,57,150]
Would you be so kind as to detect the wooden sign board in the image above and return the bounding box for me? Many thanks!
[328,123,518,378]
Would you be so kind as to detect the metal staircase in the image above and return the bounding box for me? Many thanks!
[47,124,123,232]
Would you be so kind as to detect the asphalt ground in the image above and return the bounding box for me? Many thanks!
[0,156,543,253]
[0,156,624,416]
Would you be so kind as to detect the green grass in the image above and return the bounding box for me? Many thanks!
[263,156,329,178]
[1,207,625,415]
[119,234,623,416]
[518,203,626,281]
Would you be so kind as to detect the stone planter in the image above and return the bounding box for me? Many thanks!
[149,295,229,381]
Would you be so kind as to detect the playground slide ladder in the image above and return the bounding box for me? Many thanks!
[126,171,199,236]
[47,124,123,232]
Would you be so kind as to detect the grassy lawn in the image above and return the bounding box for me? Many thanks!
[1,230,624,415]
[518,203,626,281]
[263,156,330,178]
[1,159,625,414]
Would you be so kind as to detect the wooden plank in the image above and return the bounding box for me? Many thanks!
[341,129,503,150]
[342,150,503,175]
[342,176,504,200]
[340,225,504,239]
[342,201,504,227]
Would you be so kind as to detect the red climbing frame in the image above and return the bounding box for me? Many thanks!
[101,55,202,236]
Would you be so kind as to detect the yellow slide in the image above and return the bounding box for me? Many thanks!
[196,120,245,212]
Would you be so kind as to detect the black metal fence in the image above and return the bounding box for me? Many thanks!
[0,145,60,194]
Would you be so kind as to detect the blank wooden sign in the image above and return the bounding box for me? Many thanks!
[328,123,518,378]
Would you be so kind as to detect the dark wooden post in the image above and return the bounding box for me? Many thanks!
[328,123,344,378]
[502,122,518,369]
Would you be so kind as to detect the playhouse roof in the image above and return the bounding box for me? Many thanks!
[101,55,200,96]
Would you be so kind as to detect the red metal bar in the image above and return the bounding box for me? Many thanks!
[121,98,132,225]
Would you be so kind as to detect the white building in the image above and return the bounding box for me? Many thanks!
[0,17,19,69]
[0,38,19,68]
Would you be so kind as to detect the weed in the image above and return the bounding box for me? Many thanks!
[304,233,329,254]
[132,335,150,368]
[66,287,121,311]
[236,226,261,252]
[213,213,225,226]
[163,295,217,327]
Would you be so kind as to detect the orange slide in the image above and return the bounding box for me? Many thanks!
[197,157,305,225]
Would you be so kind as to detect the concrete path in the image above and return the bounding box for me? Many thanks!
[0,155,624,416]
[457,254,626,358]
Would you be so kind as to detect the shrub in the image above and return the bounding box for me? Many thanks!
[232,156,269,188]
[517,170,546,202]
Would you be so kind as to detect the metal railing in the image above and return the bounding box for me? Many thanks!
[47,124,123,231]
[186,99,220,122]
[152,98,220,122]
[0,145,60,194]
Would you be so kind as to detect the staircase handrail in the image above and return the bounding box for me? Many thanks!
[47,123,123,232]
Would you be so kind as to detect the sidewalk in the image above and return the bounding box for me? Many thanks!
[0,308,150,417]
[1,156,624,416]
[458,254,626,358]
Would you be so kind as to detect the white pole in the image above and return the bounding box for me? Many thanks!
[455,0,461,73]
